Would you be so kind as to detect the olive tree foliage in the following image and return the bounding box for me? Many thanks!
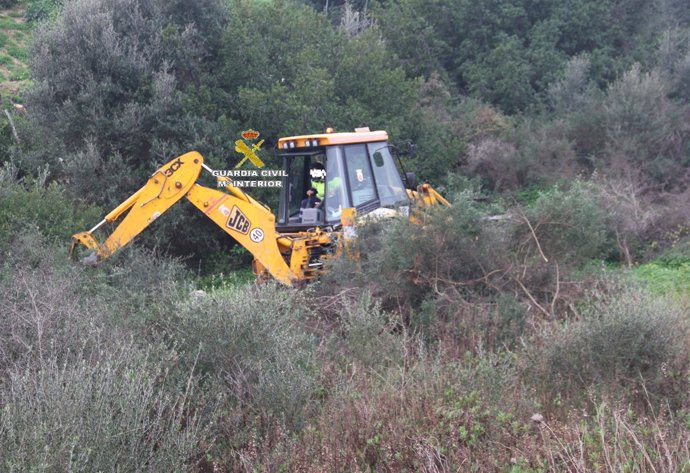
[369,0,690,114]
[27,0,229,207]
[217,0,461,184]
[218,0,418,144]
[26,0,460,191]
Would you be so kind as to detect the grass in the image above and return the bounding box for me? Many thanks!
[197,267,257,292]
[634,241,690,296]
[7,63,27,80]
[0,16,29,30]
[6,43,26,60]
[634,261,690,296]
[0,1,30,95]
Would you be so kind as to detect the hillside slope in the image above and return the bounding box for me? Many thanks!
[0,1,29,96]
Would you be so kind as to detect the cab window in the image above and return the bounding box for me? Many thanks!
[286,155,308,221]
[324,146,348,223]
[367,143,408,206]
[344,144,377,207]
[280,153,326,224]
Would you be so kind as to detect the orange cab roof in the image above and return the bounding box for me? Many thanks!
[278,129,388,149]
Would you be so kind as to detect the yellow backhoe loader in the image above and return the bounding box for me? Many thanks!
[69,128,450,286]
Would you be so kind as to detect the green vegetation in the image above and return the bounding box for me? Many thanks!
[532,286,688,407]
[6,62,26,80]
[1,0,689,470]
[0,1,30,93]
[0,164,102,251]
[25,0,62,22]
[631,240,690,295]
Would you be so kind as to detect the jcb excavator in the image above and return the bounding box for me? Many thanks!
[69,128,450,286]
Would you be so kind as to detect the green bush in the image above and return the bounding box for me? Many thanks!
[0,163,102,251]
[0,231,188,373]
[532,286,689,407]
[602,66,677,167]
[409,293,529,355]
[321,180,607,320]
[0,230,216,470]
[25,0,62,22]
[525,180,615,265]
[0,235,90,370]
[328,291,406,371]
[27,0,229,200]
[0,341,211,471]
[324,182,510,300]
[169,283,317,428]
[634,261,690,296]
[74,245,189,337]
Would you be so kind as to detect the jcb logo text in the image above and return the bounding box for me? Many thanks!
[226,206,251,234]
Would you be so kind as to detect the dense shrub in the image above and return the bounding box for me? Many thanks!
[0,231,214,471]
[25,0,62,22]
[601,65,689,186]
[463,136,523,190]
[0,162,101,251]
[326,291,407,371]
[340,183,509,292]
[462,54,690,191]
[0,233,187,371]
[0,236,93,371]
[27,0,229,203]
[372,0,669,113]
[322,178,610,315]
[531,286,689,408]
[169,283,317,428]
[232,349,535,471]
[524,180,615,265]
[0,341,211,472]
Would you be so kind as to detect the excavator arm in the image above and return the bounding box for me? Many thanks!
[69,151,304,286]
[70,152,204,258]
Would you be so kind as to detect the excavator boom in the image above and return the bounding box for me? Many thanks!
[70,152,308,286]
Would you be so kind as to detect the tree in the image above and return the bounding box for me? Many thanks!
[371,0,675,113]
[218,0,420,154]
[27,0,228,205]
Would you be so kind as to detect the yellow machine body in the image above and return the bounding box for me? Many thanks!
[70,130,450,286]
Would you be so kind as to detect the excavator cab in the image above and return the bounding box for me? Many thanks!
[276,128,409,231]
